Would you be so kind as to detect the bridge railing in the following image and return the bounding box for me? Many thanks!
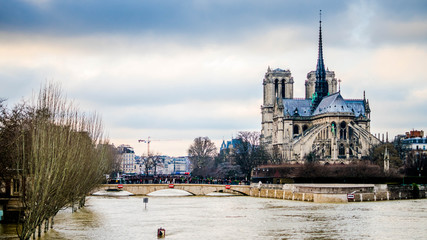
[108,177,250,185]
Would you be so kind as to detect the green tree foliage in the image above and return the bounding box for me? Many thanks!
[371,143,402,168]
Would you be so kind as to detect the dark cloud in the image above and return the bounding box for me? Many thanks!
[2,1,426,47]
[379,0,427,19]
[0,0,347,36]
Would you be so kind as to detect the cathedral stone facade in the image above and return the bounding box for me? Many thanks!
[260,18,380,163]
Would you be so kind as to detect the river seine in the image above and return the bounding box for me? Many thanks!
[1,195,427,240]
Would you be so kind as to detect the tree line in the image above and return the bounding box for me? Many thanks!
[187,131,273,181]
[0,84,115,240]
[186,132,426,183]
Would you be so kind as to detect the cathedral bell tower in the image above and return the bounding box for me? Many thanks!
[261,66,293,150]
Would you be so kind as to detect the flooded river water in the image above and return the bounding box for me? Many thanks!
[1,195,427,240]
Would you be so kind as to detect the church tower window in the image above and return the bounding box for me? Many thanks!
[282,79,286,98]
[274,79,279,98]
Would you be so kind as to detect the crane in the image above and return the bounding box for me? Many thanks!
[138,137,182,156]
[138,137,152,156]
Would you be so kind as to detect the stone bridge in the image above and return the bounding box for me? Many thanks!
[98,184,251,196]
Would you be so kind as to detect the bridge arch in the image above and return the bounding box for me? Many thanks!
[147,188,195,196]
[228,189,249,196]
[110,184,251,196]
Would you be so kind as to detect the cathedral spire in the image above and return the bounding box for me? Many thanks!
[316,10,326,82]
[312,10,329,112]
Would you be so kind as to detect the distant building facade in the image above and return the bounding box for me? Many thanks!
[220,139,242,155]
[260,17,381,163]
[170,156,191,174]
[401,130,427,151]
[139,155,191,175]
[118,144,136,174]
[398,130,427,176]
[405,130,424,139]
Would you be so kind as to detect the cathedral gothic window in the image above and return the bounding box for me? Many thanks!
[331,122,337,137]
[339,144,345,156]
[293,125,300,136]
[340,121,347,140]
[303,125,308,133]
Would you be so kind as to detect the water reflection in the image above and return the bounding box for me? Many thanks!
[1,197,426,240]
[0,223,18,240]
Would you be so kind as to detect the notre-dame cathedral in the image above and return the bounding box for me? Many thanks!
[260,16,381,163]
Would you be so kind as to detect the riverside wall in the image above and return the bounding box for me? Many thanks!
[95,184,251,196]
[94,183,427,203]
[249,183,427,203]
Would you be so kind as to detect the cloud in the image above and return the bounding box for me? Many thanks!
[1,0,347,37]
[107,99,261,130]
[1,0,427,155]
[371,20,427,45]
[412,88,427,101]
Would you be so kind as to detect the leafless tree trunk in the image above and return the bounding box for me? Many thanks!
[188,137,217,176]
[234,131,270,180]
[3,83,114,240]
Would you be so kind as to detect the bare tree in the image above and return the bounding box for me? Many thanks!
[141,153,163,175]
[234,131,270,180]
[188,137,217,176]
[150,154,163,175]
[3,83,113,240]
[100,144,121,179]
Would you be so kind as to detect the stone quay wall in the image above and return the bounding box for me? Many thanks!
[95,183,426,203]
[249,183,427,203]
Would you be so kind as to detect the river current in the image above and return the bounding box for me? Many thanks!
[1,195,427,240]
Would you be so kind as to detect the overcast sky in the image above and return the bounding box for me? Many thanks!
[1,0,426,156]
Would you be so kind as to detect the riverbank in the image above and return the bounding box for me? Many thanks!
[250,183,427,203]
[92,183,427,203]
